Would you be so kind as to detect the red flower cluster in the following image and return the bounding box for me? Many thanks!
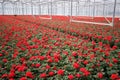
[0,53,3,57]
[26,71,34,78]
[9,72,15,78]
[20,77,27,80]
[76,73,81,78]
[73,62,79,69]
[72,51,77,57]
[111,74,119,80]
[68,74,74,80]
[97,72,103,78]
[17,65,26,72]
[40,73,47,78]
[48,71,54,76]
[57,69,64,75]
[35,63,41,68]
[80,68,90,76]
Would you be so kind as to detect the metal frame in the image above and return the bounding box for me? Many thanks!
[0,2,4,15]
[70,0,117,27]
[4,2,14,15]
[39,0,52,20]
[0,0,119,26]
[118,2,120,20]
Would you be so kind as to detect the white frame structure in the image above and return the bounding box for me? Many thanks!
[38,0,52,20]
[0,0,119,26]
[70,0,117,27]
[119,2,120,20]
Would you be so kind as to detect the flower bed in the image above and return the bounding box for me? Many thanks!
[0,16,120,80]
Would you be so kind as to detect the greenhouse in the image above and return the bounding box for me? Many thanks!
[0,0,120,80]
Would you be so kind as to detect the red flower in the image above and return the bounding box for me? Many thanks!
[10,68,15,73]
[80,68,87,72]
[2,58,8,63]
[35,63,41,68]
[0,53,3,57]
[92,41,96,45]
[17,65,26,72]
[39,56,45,61]
[117,78,120,80]
[40,73,47,78]
[73,62,79,69]
[63,51,68,55]
[76,73,81,78]
[26,71,34,78]
[83,60,88,65]
[68,74,74,80]
[111,74,119,80]
[112,58,118,63]
[54,53,60,59]
[105,52,110,56]
[48,71,54,76]
[115,39,119,43]
[97,35,102,39]
[109,63,113,67]
[53,66,57,70]
[48,58,53,63]
[80,68,90,76]
[57,69,64,75]
[20,77,27,80]
[54,58,59,63]
[9,78,14,80]
[104,36,112,41]
[68,57,72,62]
[1,74,8,78]
[46,65,51,69]
[9,72,15,78]
[72,51,77,57]
[112,46,117,50]
[83,71,90,76]
[20,57,26,62]
[97,72,103,78]
[98,42,103,46]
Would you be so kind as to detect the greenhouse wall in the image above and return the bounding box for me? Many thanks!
[0,0,120,17]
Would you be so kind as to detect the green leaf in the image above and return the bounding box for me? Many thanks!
[65,65,75,72]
